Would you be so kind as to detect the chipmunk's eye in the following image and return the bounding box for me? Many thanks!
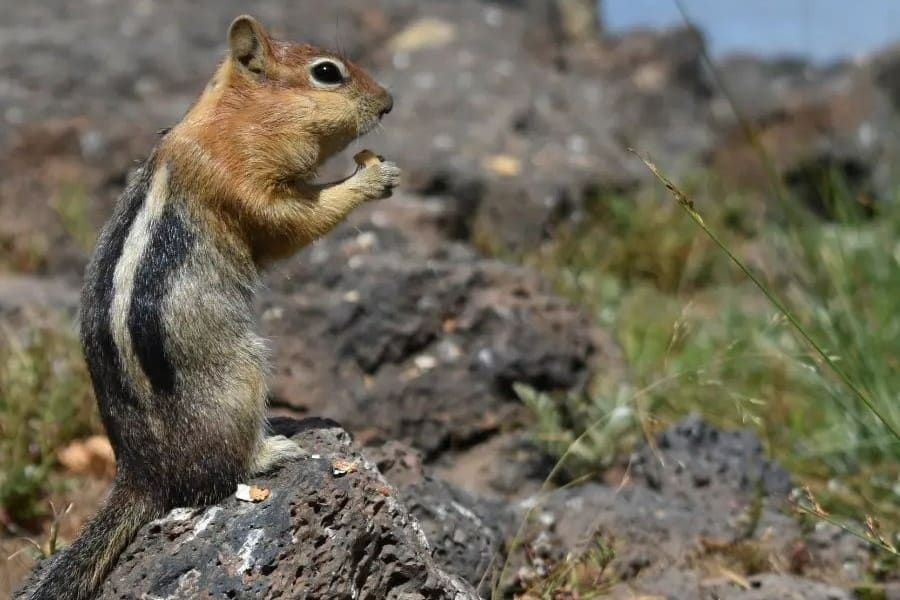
[310,60,345,86]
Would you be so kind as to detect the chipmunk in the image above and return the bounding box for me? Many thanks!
[22,15,398,600]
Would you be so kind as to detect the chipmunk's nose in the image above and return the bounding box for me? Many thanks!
[380,92,394,116]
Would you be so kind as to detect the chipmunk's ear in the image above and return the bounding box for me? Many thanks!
[228,15,273,76]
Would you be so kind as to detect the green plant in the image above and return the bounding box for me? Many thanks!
[523,159,900,534]
[513,532,616,599]
[641,155,899,520]
[0,320,98,528]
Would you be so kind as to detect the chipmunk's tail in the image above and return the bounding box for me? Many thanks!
[19,480,158,600]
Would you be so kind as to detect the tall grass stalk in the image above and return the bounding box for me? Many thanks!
[630,150,900,445]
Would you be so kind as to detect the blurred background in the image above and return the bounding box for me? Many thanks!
[1,0,898,596]
[609,0,900,63]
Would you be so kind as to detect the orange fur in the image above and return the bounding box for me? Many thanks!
[158,15,394,263]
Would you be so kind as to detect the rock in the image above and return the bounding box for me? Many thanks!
[630,413,792,497]
[500,417,861,599]
[23,418,483,599]
[375,4,715,251]
[0,1,401,141]
[712,54,900,210]
[368,440,513,596]
[868,40,900,111]
[697,574,853,600]
[262,195,596,464]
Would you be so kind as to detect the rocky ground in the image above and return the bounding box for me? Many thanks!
[2,0,898,598]
[14,416,875,599]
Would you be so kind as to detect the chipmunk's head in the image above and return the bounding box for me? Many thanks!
[179,16,393,184]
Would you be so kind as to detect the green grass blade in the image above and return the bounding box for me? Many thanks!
[630,149,900,444]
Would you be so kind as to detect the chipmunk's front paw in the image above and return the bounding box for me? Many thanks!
[358,161,401,201]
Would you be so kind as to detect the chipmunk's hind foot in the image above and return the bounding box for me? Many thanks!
[250,434,307,476]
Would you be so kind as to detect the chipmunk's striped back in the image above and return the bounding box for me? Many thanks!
[24,153,270,600]
[82,155,267,498]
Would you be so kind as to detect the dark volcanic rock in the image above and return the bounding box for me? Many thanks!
[502,417,862,599]
[262,195,596,463]
[377,8,715,251]
[16,414,875,599]
[631,414,792,497]
[25,419,483,600]
[0,1,403,139]
[695,574,852,600]
[712,54,900,209]
[369,440,513,596]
